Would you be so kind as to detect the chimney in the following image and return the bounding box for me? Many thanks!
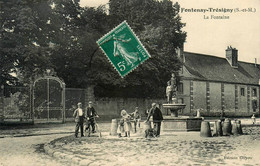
[226,46,238,68]
[177,43,185,63]
[255,58,257,67]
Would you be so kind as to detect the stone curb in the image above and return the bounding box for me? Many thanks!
[42,132,143,166]
[44,143,93,166]
[42,124,260,166]
[0,131,74,139]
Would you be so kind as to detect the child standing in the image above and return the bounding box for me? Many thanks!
[130,107,141,133]
[251,113,256,125]
[120,110,132,137]
[117,118,125,137]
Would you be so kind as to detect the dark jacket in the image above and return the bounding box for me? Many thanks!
[86,107,97,118]
[147,107,163,122]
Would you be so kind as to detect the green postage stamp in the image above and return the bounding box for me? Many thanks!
[97,21,151,78]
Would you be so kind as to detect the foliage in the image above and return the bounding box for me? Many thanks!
[0,0,53,86]
[3,91,30,118]
[98,0,187,97]
[0,0,186,98]
[49,3,111,88]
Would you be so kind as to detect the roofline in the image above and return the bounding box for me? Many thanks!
[182,77,260,86]
[183,51,222,59]
[183,51,260,66]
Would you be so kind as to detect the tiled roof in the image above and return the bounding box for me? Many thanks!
[183,52,260,85]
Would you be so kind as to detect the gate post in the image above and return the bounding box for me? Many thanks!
[30,84,34,124]
[0,85,4,122]
[62,82,66,123]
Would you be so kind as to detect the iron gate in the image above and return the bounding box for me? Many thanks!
[33,75,65,123]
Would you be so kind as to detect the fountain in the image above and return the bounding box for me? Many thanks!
[162,73,203,132]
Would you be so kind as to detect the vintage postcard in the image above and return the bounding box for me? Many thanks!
[0,0,259,166]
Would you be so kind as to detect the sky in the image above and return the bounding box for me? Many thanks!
[80,0,260,64]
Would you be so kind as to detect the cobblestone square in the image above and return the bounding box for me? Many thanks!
[0,120,259,166]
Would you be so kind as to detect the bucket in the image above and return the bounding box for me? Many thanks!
[231,120,239,135]
[196,110,201,118]
[237,120,243,135]
[200,121,212,137]
[143,121,152,137]
[110,119,118,136]
[222,118,232,136]
[143,121,151,131]
[212,122,217,136]
[213,120,223,136]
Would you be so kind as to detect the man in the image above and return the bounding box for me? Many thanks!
[85,101,99,133]
[130,107,141,133]
[146,103,163,137]
[73,102,85,137]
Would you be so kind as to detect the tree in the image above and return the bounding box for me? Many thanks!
[0,0,109,87]
[48,1,111,88]
[0,0,54,86]
[1,0,186,99]
[95,0,187,97]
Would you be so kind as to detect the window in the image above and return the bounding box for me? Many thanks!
[252,88,257,97]
[240,88,245,96]
[177,82,183,94]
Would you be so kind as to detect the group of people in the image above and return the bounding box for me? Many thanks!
[117,107,141,137]
[73,102,164,138]
[73,101,99,138]
[117,103,163,138]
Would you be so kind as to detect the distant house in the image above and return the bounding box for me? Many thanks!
[176,46,260,117]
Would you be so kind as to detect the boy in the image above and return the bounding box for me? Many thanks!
[130,107,141,133]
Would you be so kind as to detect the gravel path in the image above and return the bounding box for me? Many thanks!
[0,120,259,166]
[0,134,70,166]
[47,126,260,166]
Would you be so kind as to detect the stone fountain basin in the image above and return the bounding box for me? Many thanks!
[161,103,202,131]
[162,103,186,110]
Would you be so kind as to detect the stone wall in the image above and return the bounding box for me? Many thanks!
[83,81,259,119]
[209,82,222,112]
[180,79,191,114]
[193,81,207,111]
[84,86,166,120]
[181,80,259,117]
[93,97,165,120]
[224,83,236,112]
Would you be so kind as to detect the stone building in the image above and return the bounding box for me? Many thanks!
[176,46,260,117]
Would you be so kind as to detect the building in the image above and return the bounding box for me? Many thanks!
[177,46,260,117]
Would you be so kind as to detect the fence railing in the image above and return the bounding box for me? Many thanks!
[0,86,85,123]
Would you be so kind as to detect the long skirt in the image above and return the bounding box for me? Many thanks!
[124,121,132,132]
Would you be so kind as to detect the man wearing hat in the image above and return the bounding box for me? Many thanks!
[146,103,163,137]
[73,102,85,137]
[85,101,99,133]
